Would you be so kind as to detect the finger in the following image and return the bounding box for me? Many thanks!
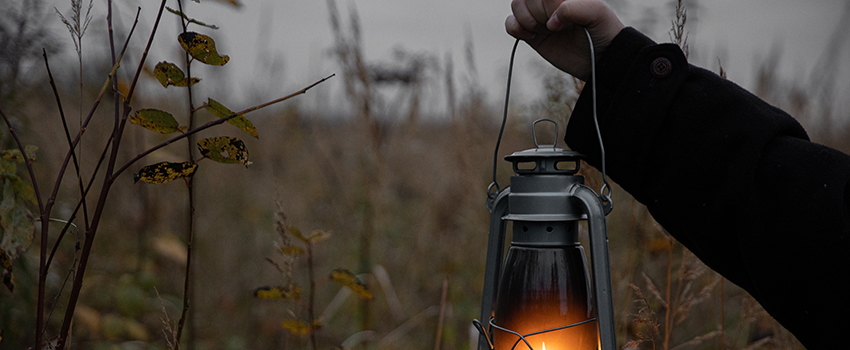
[511,0,549,33]
[505,15,537,41]
[547,0,608,31]
[524,0,554,24]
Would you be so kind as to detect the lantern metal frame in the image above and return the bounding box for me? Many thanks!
[474,28,617,350]
[474,121,616,350]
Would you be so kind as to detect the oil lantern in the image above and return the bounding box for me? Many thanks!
[474,119,617,350]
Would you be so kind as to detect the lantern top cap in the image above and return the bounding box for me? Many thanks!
[504,147,583,161]
[504,146,585,175]
[504,119,585,175]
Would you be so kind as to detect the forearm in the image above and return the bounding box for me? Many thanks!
[565,27,850,348]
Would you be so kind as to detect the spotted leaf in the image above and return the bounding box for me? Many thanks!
[130,109,187,134]
[281,320,313,335]
[204,98,258,138]
[330,269,373,300]
[153,61,200,87]
[253,284,301,300]
[178,32,229,66]
[197,136,252,167]
[134,162,198,184]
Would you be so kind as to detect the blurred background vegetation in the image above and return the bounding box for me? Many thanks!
[1,0,848,349]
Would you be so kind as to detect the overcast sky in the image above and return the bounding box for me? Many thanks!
[50,0,850,117]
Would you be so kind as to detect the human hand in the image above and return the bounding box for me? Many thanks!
[505,0,625,81]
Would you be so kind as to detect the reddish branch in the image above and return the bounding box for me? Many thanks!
[2,1,333,347]
[53,1,162,348]
[174,1,198,347]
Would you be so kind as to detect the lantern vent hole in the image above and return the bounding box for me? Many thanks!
[517,161,537,171]
[555,160,578,172]
[546,226,554,233]
[523,226,529,232]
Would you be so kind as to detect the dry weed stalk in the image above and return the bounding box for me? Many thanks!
[669,0,689,59]
[155,287,178,350]
[326,0,382,332]
[625,283,661,350]
[55,0,93,58]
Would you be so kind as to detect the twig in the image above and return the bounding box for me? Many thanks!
[55,2,163,348]
[434,278,449,350]
[174,1,198,348]
[44,3,137,231]
[43,49,91,234]
[112,74,334,179]
[45,138,112,272]
[308,240,318,350]
[38,9,139,347]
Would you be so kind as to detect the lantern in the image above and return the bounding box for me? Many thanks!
[474,119,617,350]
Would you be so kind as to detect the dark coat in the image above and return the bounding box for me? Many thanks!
[566,27,850,349]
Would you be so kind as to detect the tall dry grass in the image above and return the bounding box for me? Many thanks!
[3,0,848,349]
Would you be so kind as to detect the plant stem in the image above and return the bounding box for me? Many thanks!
[40,7,139,273]
[45,138,112,271]
[55,2,164,348]
[174,0,197,348]
[308,241,318,350]
[434,278,448,350]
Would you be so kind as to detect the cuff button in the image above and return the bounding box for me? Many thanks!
[650,57,673,78]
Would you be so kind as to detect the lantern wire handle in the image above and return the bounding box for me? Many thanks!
[585,28,613,209]
[487,39,521,208]
[473,319,496,350]
[488,28,613,212]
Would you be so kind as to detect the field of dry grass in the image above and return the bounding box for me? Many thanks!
[2,0,848,349]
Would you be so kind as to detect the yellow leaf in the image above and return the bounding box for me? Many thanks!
[280,245,304,256]
[287,226,308,242]
[24,145,37,162]
[178,32,229,66]
[134,161,198,184]
[130,109,187,134]
[204,98,258,138]
[307,230,330,243]
[330,269,373,299]
[281,320,312,335]
[253,284,301,300]
[153,61,200,87]
[197,136,252,167]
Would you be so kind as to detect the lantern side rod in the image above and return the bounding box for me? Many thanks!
[478,188,511,350]
[570,184,617,350]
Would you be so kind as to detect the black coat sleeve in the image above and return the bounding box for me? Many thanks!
[566,27,850,349]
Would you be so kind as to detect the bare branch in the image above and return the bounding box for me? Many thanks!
[112,74,334,179]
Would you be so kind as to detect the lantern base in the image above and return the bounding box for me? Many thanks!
[473,317,598,350]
